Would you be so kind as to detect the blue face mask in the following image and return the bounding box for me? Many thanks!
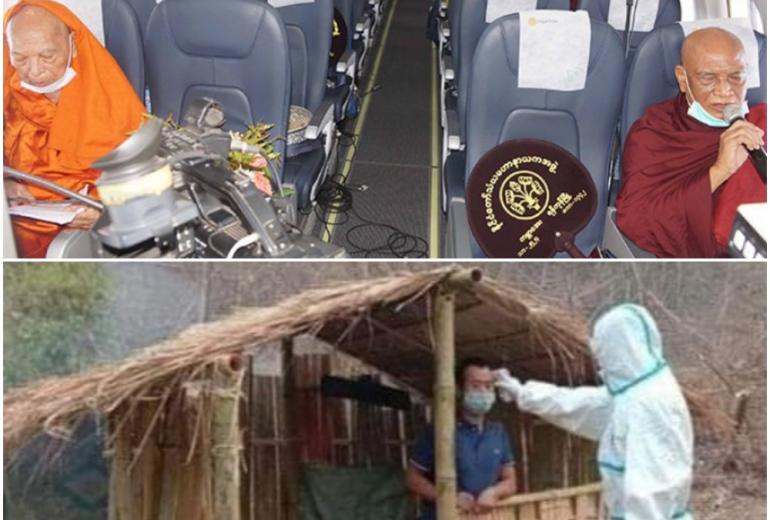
[684,74,749,128]
[463,391,496,415]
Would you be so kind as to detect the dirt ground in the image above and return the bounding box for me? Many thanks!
[692,457,766,519]
[693,488,766,519]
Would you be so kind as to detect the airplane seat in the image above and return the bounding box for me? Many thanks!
[454,0,570,140]
[578,0,680,60]
[447,0,462,56]
[440,0,570,210]
[125,0,158,39]
[602,21,767,257]
[102,0,145,99]
[334,0,370,71]
[268,0,343,201]
[436,0,462,91]
[267,0,337,117]
[144,0,296,195]
[446,12,626,257]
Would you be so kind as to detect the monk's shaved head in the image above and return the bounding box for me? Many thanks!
[681,28,746,70]
[675,27,749,120]
[7,5,69,48]
[6,3,75,100]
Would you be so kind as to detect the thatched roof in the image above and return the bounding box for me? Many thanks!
[5,266,724,456]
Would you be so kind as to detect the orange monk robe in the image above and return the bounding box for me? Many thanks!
[3,0,145,257]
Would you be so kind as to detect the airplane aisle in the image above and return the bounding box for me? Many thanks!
[316,0,439,257]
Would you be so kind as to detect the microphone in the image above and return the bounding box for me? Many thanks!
[724,103,766,183]
[622,0,635,59]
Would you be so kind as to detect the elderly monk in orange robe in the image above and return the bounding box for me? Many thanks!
[616,28,766,258]
[4,0,145,257]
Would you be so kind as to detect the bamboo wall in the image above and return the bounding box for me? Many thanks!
[494,401,598,493]
[107,358,243,520]
[247,337,428,520]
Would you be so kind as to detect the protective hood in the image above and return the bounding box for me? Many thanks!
[590,303,667,396]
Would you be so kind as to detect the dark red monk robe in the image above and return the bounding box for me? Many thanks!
[616,94,766,258]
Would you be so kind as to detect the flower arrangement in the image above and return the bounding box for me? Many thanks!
[228,123,281,196]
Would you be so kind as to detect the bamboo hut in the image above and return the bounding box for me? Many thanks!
[4,267,724,520]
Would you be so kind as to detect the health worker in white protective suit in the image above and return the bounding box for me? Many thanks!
[495,303,694,520]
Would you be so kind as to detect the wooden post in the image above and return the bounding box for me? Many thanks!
[282,337,298,520]
[433,284,457,520]
[212,355,245,520]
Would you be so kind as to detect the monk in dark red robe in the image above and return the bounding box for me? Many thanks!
[616,28,766,258]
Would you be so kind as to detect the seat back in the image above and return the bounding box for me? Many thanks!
[448,0,462,54]
[102,0,145,99]
[125,0,158,39]
[269,0,334,112]
[621,22,767,148]
[455,0,570,139]
[464,13,626,254]
[144,0,290,178]
[578,0,680,58]
[333,0,355,48]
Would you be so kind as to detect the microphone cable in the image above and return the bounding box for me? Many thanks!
[309,128,429,258]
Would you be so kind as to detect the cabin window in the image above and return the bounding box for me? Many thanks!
[680,0,765,32]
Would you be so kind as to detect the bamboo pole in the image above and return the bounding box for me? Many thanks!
[212,355,244,520]
[442,268,483,292]
[432,284,457,520]
[140,401,162,520]
[282,337,298,520]
[495,482,602,507]
[107,412,134,520]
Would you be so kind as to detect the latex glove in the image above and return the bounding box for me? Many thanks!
[493,368,522,403]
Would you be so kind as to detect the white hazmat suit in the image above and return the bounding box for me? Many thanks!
[496,303,694,520]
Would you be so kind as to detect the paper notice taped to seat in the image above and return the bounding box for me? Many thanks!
[680,18,761,90]
[518,10,590,91]
[5,0,105,44]
[607,0,659,33]
[268,0,315,7]
[485,0,537,24]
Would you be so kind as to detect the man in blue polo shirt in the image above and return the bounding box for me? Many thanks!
[406,357,518,518]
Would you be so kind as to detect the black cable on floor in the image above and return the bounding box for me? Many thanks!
[311,129,429,258]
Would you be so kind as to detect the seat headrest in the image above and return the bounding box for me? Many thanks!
[607,0,660,32]
[164,0,271,58]
[5,0,105,43]
[680,18,761,89]
[518,10,591,91]
[485,0,537,24]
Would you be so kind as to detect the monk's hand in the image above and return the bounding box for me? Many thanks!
[711,120,766,191]
[4,180,35,205]
[474,487,498,514]
[66,205,101,230]
[456,491,476,513]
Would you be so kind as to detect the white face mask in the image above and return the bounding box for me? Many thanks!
[20,32,77,95]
